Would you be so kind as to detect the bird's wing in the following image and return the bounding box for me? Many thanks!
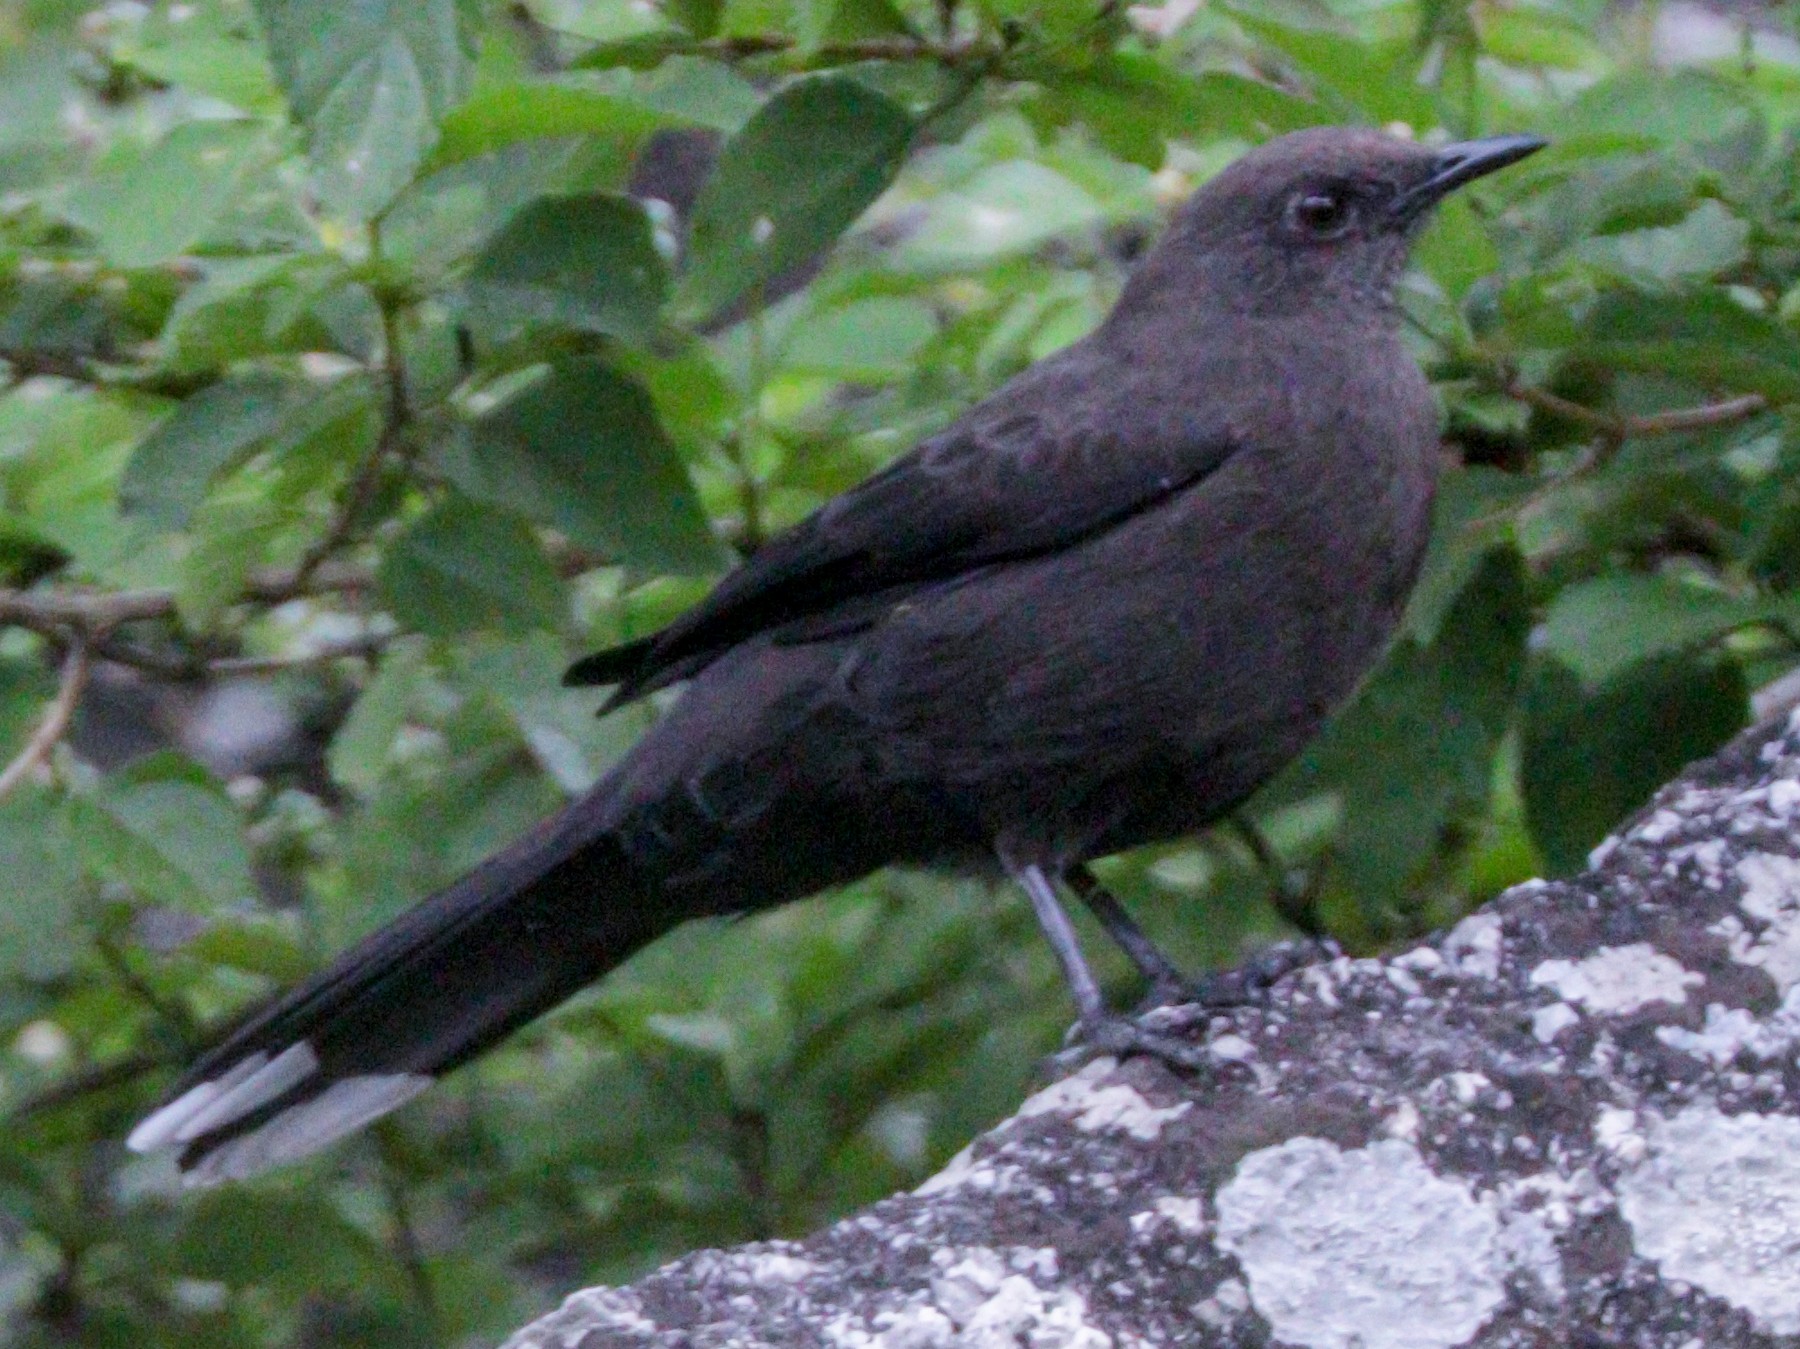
[567,389,1240,707]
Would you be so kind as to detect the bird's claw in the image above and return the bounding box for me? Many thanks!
[1160,936,1339,1012]
[1054,1011,1212,1074]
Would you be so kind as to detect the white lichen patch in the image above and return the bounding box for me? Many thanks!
[1631,809,1686,845]
[1532,1002,1580,1044]
[1717,852,1800,992]
[1529,944,1701,1016]
[1214,1138,1507,1349]
[928,1246,1108,1339]
[1443,911,1504,980]
[744,1251,818,1283]
[1383,1100,1421,1141]
[1665,838,1728,889]
[1193,1277,1251,1329]
[1209,1034,1256,1063]
[1594,1106,1648,1164]
[820,1246,1113,1349]
[1015,1058,1190,1141]
[912,1139,1031,1199]
[1130,1194,1208,1239]
[1392,945,1445,976]
[1616,1104,1800,1336]
[507,1286,658,1346]
[1656,989,1800,1065]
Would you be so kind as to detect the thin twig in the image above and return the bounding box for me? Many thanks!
[95,933,199,1045]
[1478,378,1773,524]
[291,297,414,590]
[696,33,1000,66]
[1503,379,1767,441]
[0,637,91,800]
[8,1050,169,1121]
[0,561,368,644]
[374,1125,443,1343]
[0,345,217,400]
[206,632,390,676]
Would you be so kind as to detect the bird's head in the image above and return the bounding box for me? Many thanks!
[1118,126,1544,322]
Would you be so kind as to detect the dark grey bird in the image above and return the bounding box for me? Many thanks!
[128,126,1543,1183]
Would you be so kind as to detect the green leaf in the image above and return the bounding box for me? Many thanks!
[1222,8,1435,126]
[1478,5,1605,71]
[120,372,308,532]
[805,0,915,44]
[328,705,563,937]
[174,495,288,631]
[1558,69,1758,148]
[1521,653,1747,874]
[253,0,476,220]
[450,633,645,793]
[893,161,1103,272]
[632,55,761,130]
[186,918,313,982]
[0,788,81,980]
[1033,57,1316,167]
[307,29,433,222]
[782,297,936,377]
[116,12,284,112]
[158,256,329,371]
[432,78,673,169]
[0,657,54,756]
[678,76,914,322]
[457,358,723,575]
[328,636,431,795]
[378,139,588,281]
[1583,289,1800,403]
[377,494,565,637]
[467,194,668,343]
[1403,467,1532,644]
[173,1190,403,1294]
[1576,200,1751,287]
[255,0,472,122]
[1538,574,1761,685]
[73,764,255,912]
[1413,195,1499,302]
[63,121,267,268]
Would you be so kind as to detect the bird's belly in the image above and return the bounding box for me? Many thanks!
[844,451,1428,865]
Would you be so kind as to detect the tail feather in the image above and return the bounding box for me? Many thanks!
[130,802,663,1184]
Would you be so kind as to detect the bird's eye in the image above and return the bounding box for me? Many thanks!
[1285,191,1355,239]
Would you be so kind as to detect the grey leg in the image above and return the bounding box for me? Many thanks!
[1013,863,1108,1026]
[1067,865,1187,997]
[1009,861,1208,1071]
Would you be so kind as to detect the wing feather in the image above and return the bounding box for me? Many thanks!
[567,348,1239,706]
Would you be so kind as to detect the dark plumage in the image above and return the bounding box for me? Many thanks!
[129,126,1543,1183]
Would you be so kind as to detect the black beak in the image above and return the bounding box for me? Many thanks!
[1391,134,1546,220]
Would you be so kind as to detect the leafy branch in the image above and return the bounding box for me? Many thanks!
[1502,378,1768,444]
[1495,372,1771,478]
[0,561,369,644]
[0,637,90,800]
[0,344,218,401]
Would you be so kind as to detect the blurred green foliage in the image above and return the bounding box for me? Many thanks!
[0,0,1797,1342]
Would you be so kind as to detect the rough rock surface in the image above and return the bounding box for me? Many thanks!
[504,710,1800,1348]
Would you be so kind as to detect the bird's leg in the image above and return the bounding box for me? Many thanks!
[1013,862,1108,1026]
[1010,863,1208,1071]
[1066,864,1189,1005]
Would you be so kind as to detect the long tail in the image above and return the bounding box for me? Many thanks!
[127,799,666,1185]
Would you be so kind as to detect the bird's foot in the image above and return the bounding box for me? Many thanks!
[1053,1009,1212,1074]
[1162,936,1340,1012]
